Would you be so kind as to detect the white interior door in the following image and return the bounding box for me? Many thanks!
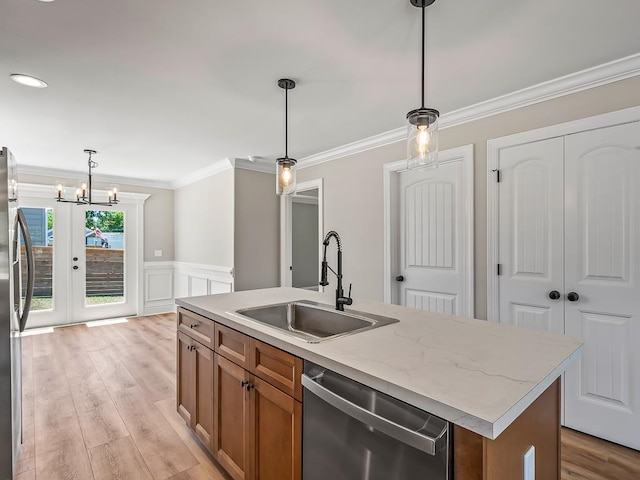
[496,137,565,334]
[395,150,473,316]
[564,122,640,449]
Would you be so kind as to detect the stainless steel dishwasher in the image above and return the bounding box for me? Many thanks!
[302,362,450,480]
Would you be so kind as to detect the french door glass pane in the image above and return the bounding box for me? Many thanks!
[21,207,54,311]
[85,210,125,306]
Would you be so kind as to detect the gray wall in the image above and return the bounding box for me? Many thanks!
[297,75,640,319]
[292,201,319,288]
[18,173,175,262]
[234,169,280,291]
[174,168,234,266]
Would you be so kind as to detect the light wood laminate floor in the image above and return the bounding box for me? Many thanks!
[13,314,640,480]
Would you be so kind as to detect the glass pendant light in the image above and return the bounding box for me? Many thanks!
[276,78,297,196]
[407,0,439,169]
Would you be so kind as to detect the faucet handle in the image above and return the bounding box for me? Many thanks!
[348,283,352,298]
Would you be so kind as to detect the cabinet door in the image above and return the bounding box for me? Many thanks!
[249,376,302,480]
[193,341,214,452]
[214,353,250,480]
[176,331,194,426]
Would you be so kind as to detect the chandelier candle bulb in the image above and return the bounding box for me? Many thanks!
[56,184,63,200]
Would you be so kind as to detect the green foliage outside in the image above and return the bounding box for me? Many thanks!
[85,210,124,232]
[47,209,53,230]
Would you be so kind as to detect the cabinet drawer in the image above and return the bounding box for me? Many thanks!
[250,339,303,401]
[178,307,214,349]
[215,324,250,369]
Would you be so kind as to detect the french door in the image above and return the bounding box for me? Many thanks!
[494,120,640,450]
[18,195,139,328]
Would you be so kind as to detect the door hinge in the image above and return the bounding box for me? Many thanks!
[492,169,501,182]
[497,264,502,275]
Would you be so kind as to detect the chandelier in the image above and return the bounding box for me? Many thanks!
[55,149,119,206]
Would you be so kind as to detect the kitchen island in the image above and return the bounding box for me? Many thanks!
[176,287,582,480]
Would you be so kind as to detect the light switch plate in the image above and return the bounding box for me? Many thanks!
[154,249,163,257]
[524,445,535,480]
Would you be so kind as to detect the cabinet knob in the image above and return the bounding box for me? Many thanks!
[241,380,248,387]
[395,275,405,282]
[567,292,580,302]
[190,324,198,328]
[548,290,561,300]
[73,265,79,270]
[246,383,255,391]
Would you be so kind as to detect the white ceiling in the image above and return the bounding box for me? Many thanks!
[1,0,639,184]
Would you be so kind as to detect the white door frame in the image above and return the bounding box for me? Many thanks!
[486,105,640,323]
[383,144,475,313]
[18,183,149,322]
[280,178,324,289]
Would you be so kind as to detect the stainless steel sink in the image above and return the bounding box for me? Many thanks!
[231,300,399,343]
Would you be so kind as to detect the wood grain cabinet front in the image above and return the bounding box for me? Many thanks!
[213,353,302,480]
[215,323,251,369]
[214,353,251,480]
[178,307,214,349]
[176,330,215,453]
[177,309,302,480]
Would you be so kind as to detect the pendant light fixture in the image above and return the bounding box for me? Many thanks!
[276,78,297,196]
[55,149,119,206]
[406,0,439,169]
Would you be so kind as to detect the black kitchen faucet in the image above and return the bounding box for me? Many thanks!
[319,230,353,311]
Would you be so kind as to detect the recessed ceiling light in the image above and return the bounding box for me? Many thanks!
[9,74,48,88]
[37,0,55,2]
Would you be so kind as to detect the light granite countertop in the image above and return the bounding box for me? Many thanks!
[176,287,582,440]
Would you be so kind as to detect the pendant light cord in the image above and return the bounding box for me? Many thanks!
[285,87,288,158]
[421,4,425,109]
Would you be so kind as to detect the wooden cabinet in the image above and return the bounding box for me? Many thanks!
[178,307,214,349]
[176,330,214,452]
[178,308,302,480]
[214,354,251,480]
[177,330,195,426]
[249,376,302,480]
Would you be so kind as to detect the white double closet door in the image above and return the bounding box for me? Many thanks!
[497,121,640,450]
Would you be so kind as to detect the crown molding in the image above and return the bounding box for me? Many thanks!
[170,158,234,189]
[231,157,275,175]
[171,157,275,189]
[17,164,173,189]
[298,52,640,170]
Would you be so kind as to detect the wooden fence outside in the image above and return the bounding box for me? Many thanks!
[21,246,124,297]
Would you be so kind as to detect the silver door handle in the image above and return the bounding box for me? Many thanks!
[302,373,447,456]
[16,209,35,332]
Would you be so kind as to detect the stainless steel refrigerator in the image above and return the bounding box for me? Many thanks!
[0,147,34,479]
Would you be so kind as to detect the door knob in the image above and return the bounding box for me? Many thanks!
[567,292,580,302]
[548,290,561,300]
[395,275,405,282]
[73,265,79,270]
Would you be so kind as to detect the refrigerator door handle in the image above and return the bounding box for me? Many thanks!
[15,208,34,332]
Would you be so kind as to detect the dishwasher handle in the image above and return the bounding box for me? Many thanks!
[302,373,446,456]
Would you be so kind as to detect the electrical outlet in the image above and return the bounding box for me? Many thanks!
[524,445,535,480]
[154,249,163,257]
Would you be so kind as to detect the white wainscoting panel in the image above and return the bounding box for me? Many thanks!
[174,262,234,300]
[143,261,234,315]
[143,262,175,315]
